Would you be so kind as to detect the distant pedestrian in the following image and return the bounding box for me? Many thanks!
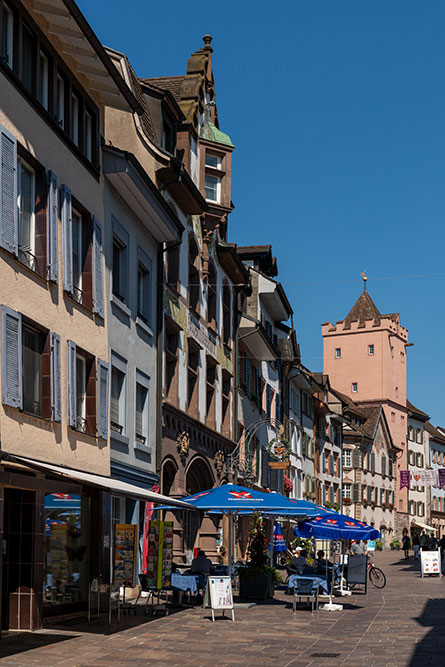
[420,531,429,551]
[402,534,411,559]
[412,533,420,560]
[439,535,445,552]
[428,535,437,551]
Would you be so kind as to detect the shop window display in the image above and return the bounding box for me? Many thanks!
[44,493,90,605]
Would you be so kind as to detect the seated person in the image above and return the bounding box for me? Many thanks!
[313,550,332,572]
[289,548,307,574]
[191,549,213,575]
[351,540,367,556]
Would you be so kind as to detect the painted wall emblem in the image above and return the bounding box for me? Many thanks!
[177,431,190,464]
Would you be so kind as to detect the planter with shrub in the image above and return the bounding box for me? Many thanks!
[238,513,281,600]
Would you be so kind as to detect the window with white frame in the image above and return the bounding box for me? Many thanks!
[135,371,149,447]
[17,159,35,270]
[368,344,374,356]
[71,92,79,146]
[335,348,341,359]
[343,449,351,468]
[72,209,84,303]
[110,353,127,436]
[352,382,358,393]
[343,483,351,499]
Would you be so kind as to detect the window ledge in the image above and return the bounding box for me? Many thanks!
[136,317,153,338]
[134,441,151,454]
[111,294,131,318]
[111,431,130,447]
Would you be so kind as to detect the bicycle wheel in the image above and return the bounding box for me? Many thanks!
[369,566,386,589]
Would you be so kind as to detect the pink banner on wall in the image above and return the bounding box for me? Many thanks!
[399,470,410,490]
[142,484,160,574]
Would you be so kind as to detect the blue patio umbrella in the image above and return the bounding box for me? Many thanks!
[273,522,287,553]
[294,514,380,541]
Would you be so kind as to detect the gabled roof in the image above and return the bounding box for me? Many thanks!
[358,405,399,451]
[143,75,187,102]
[425,422,445,444]
[407,399,430,422]
[344,288,381,329]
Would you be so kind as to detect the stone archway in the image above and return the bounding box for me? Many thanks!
[183,457,216,560]
[161,458,178,497]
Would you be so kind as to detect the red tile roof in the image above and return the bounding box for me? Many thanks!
[343,289,381,328]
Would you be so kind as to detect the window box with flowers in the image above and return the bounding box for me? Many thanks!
[389,503,394,511]
[370,501,376,509]
[303,491,315,501]
[283,475,293,497]
[362,499,368,507]
[382,502,387,510]
[343,497,352,506]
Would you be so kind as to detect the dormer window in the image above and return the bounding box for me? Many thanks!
[161,112,176,154]
[204,151,223,203]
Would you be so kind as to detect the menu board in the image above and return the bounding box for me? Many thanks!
[114,524,137,586]
[49,524,70,583]
[420,549,442,577]
[202,576,235,622]
[145,521,173,589]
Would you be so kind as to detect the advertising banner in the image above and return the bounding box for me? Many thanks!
[420,549,442,578]
[400,471,410,490]
[411,470,437,487]
[114,524,137,586]
[145,520,173,589]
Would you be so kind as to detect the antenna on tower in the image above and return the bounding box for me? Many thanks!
[361,270,368,291]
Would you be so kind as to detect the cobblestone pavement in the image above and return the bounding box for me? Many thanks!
[0,551,442,666]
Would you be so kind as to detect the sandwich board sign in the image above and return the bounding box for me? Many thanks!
[202,576,235,621]
[420,549,442,577]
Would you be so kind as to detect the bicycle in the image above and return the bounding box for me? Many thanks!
[348,557,386,589]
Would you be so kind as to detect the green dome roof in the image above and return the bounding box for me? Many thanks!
[200,103,234,147]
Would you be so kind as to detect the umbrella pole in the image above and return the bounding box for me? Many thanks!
[269,519,274,568]
[320,540,343,612]
[228,513,233,578]
[340,540,351,596]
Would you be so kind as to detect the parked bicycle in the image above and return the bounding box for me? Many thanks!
[349,557,386,589]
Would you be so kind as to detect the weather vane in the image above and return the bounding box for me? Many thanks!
[361,270,368,291]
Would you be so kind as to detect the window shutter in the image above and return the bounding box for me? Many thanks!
[97,358,109,440]
[382,457,386,476]
[245,357,252,397]
[66,339,76,427]
[50,332,61,421]
[92,216,104,318]
[0,125,18,255]
[371,453,376,472]
[61,185,73,293]
[261,448,270,488]
[47,171,58,282]
[353,483,359,502]
[352,449,360,468]
[1,305,22,408]
[275,393,280,423]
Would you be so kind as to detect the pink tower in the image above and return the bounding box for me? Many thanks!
[322,276,410,533]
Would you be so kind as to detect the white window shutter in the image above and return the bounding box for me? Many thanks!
[50,332,61,422]
[47,171,58,282]
[61,185,73,293]
[92,216,104,318]
[0,125,18,255]
[97,358,109,440]
[1,305,22,408]
[66,339,77,427]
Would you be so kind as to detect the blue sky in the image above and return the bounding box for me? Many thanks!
[79,0,445,424]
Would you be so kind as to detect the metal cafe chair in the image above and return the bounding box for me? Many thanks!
[293,578,318,613]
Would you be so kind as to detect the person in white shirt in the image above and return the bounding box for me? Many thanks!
[290,549,307,574]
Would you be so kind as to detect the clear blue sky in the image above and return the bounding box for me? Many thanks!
[79,0,445,425]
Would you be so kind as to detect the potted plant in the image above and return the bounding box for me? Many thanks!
[324,500,332,509]
[362,499,368,507]
[283,475,293,497]
[333,502,340,511]
[375,539,383,551]
[238,513,281,600]
[390,539,400,550]
[370,500,376,509]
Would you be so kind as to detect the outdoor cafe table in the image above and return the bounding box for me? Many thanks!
[287,574,331,595]
[170,572,206,595]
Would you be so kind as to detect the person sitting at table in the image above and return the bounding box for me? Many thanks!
[313,550,332,573]
[351,540,367,556]
[290,548,307,574]
[191,550,213,575]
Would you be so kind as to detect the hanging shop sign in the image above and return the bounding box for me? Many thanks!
[202,576,235,622]
[145,520,174,589]
[420,549,442,578]
[267,436,291,469]
[114,524,137,587]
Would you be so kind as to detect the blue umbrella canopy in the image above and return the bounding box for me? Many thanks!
[294,514,380,541]
[154,484,317,514]
[262,500,337,518]
[273,522,287,552]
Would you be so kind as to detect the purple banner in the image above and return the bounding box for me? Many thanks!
[438,469,445,489]
[400,470,410,490]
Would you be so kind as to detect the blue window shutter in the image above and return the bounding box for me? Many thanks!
[92,216,104,318]
[50,332,61,421]
[66,339,76,427]
[1,305,22,408]
[97,358,109,440]
[61,185,73,293]
[0,125,18,256]
[47,171,58,282]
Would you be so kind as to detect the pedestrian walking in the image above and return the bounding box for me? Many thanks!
[412,533,420,560]
[428,535,437,551]
[420,531,429,551]
[439,535,445,552]
[402,533,411,559]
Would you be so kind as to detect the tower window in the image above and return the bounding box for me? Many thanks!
[352,382,358,393]
[335,348,341,359]
[368,344,374,355]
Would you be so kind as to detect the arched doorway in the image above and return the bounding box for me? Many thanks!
[161,459,177,497]
[183,457,215,560]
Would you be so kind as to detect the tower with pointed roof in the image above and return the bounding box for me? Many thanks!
[322,280,410,534]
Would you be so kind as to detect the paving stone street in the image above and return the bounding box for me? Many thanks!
[0,551,442,667]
